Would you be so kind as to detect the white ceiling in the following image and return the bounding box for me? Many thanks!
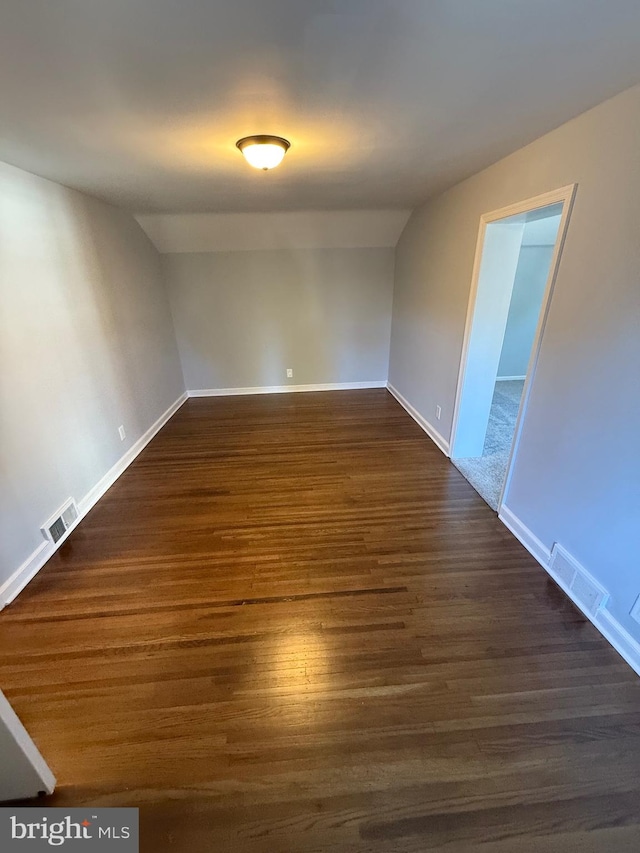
[522,212,563,247]
[1,1,640,213]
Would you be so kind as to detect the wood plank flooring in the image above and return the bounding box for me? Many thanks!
[1,390,639,852]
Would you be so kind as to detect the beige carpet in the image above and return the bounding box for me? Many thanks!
[452,380,524,510]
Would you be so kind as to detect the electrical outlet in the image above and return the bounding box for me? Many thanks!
[286,368,293,378]
[118,425,126,441]
[435,405,442,420]
[631,595,640,626]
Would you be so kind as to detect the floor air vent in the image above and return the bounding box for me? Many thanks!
[549,543,609,616]
[41,499,79,544]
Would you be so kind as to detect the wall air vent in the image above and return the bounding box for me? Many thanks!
[41,499,79,545]
[549,543,609,616]
[48,517,67,544]
[549,545,577,588]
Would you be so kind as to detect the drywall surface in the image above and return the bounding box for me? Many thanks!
[389,84,640,638]
[498,245,555,378]
[136,210,410,253]
[454,220,525,457]
[0,160,184,589]
[164,248,394,390]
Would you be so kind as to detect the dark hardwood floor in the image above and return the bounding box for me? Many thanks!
[1,390,639,852]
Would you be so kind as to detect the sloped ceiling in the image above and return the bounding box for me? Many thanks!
[136,210,410,252]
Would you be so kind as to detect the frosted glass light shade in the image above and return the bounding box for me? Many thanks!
[236,135,290,170]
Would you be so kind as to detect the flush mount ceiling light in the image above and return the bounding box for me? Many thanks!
[236,135,291,170]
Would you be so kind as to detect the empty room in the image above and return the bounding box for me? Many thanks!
[1,2,640,851]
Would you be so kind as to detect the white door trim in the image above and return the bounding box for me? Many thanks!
[449,184,577,510]
[0,689,55,801]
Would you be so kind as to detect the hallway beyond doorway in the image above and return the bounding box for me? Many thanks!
[453,379,524,509]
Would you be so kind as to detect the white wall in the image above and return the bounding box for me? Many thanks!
[389,84,640,639]
[498,245,556,378]
[136,210,410,254]
[164,248,394,391]
[453,219,525,457]
[0,161,185,592]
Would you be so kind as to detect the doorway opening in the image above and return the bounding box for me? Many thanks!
[450,186,575,511]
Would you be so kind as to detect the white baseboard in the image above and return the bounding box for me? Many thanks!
[498,505,551,566]
[189,381,387,397]
[496,375,526,381]
[595,610,640,678]
[386,383,450,456]
[0,391,188,609]
[78,392,187,513]
[0,543,51,611]
[499,504,640,677]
